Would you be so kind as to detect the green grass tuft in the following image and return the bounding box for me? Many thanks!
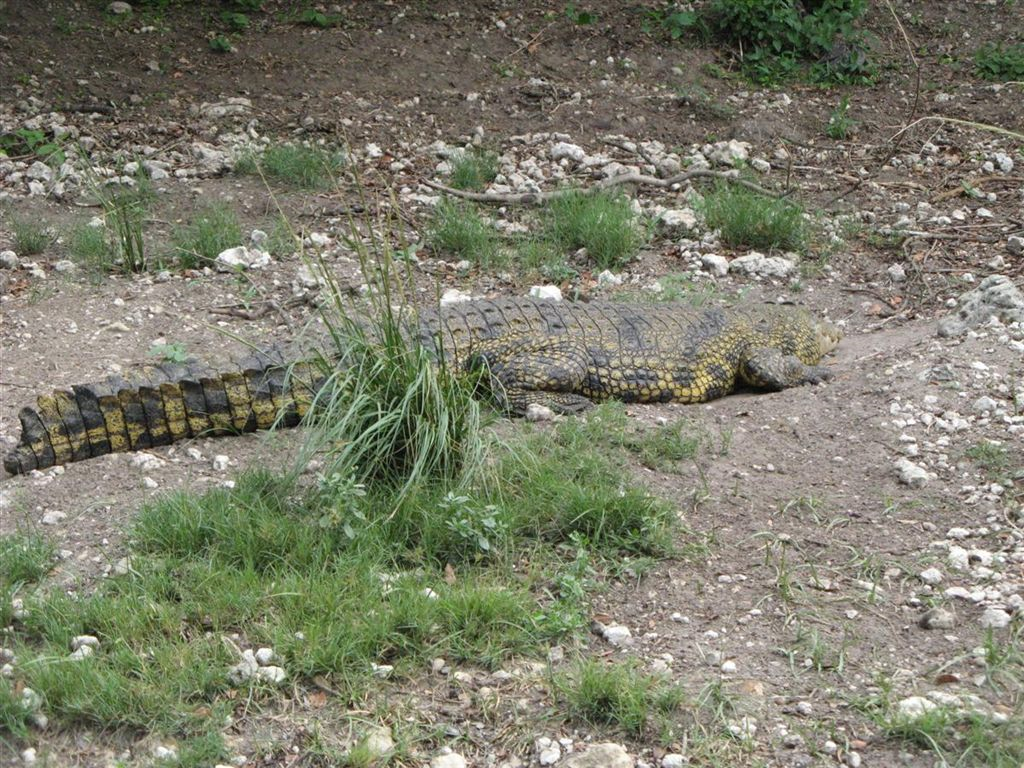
[975,42,1024,81]
[427,198,502,267]
[172,202,243,269]
[542,190,644,269]
[0,532,55,587]
[701,183,808,252]
[449,148,499,191]
[556,658,683,736]
[235,143,346,189]
[10,214,53,256]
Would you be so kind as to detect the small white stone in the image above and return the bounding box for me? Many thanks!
[212,455,230,472]
[430,752,468,768]
[254,647,275,665]
[720,659,737,673]
[602,624,632,645]
[895,458,930,488]
[440,288,473,306]
[71,635,99,651]
[597,269,623,287]
[370,663,394,678]
[529,285,562,301]
[662,754,685,768]
[525,403,554,422]
[153,744,177,760]
[41,511,67,525]
[21,748,37,765]
[979,608,1011,629]
[919,567,943,585]
[897,695,937,719]
[256,665,287,684]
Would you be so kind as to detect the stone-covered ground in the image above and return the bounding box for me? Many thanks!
[1,1,1022,767]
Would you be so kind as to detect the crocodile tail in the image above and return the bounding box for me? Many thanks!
[3,357,322,475]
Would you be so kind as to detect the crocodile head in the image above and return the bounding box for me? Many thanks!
[814,318,843,357]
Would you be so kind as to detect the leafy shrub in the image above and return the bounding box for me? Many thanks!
[974,43,1024,81]
[705,0,873,84]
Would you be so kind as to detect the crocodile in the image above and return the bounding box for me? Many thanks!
[3,298,841,474]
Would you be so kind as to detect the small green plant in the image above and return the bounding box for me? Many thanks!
[542,190,644,269]
[235,143,345,189]
[701,184,807,252]
[449,148,500,191]
[427,198,501,267]
[826,95,856,139]
[296,8,341,27]
[627,419,703,471]
[556,659,683,736]
[147,342,189,364]
[564,3,597,25]
[209,34,233,53]
[975,42,1024,81]
[172,202,243,269]
[220,10,250,30]
[644,5,708,41]
[10,214,53,256]
[0,128,65,164]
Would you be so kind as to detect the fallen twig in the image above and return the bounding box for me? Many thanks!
[422,167,781,205]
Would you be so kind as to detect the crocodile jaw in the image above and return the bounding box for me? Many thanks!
[815,320,843,356]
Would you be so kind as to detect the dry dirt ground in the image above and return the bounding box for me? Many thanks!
[1,1,1023,767]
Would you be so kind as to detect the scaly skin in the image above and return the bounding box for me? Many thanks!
[3,299,841,474]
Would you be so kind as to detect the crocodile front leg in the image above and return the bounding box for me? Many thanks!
[466,335,596,415]
[740,347,833,391]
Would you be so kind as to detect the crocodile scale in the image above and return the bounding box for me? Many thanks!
[3,298,841,474]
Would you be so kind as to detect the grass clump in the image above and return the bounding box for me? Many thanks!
[172,202,243,269]
[701,184,808,252]
[826,94,856,139]
[449,148,499,191]
[427,198,501,267]
[235,143,345,189]
[975,42,1024,81]
[0,532,55,586]
[9,214,53,256]
[66,221,109,271]
[542,190,644,269]
[556,659,684,736]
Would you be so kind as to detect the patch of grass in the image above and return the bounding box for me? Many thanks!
[104,192,147,273]
[826,94,856,139]
[449,148,499,191]
[626,419,704,471]
[647,273,724,306]
[975,42,1024,81]
[235,143,345,189]
[172,202,243,269]
[10,214,53,256]
[66,221,110,271]
[556,659,683,736]
[427,198,501,267]
[542,190,644,269]
[701,183,808,252]
[0,532,55,587]
[880,706,1024,767]
[965,441,1013,480]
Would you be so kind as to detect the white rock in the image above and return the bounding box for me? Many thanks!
[525,404,554,422]
[662,754,685,768]
[430,752,468,768]
[26,161,53,183]
[440,288,473,306]
[658,208,698,232]
[41,510,66,525]
[21,748,36,765]
[212,455,230,472]
[919,567,943,585]
[214,246,271,272]
[362,724,395,758]
[108,1,132,14]
[256,665,287,684]
[228,649,260,684]
[946,527,971,540]
[563,743,632,768]
[152,744,177,760]
[69,645,95,660]
[979,608,1011,629]
[529,285,562,301]
[727,716,758,739]
[887,263,906,282]
[71,635,99,651]
[701,254,729,276]
[721,659,738,673]
[897,695,937,719]
[371,663,394,678]
[254,647,275,665]
[1007,235,1024,256]
[597,269,623,287]
[707,139,750,165]
[537,738,561,765]
[550,142,586,163]
[0,250,18,269]
[601,624,632,645]
[895,458,930,488]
